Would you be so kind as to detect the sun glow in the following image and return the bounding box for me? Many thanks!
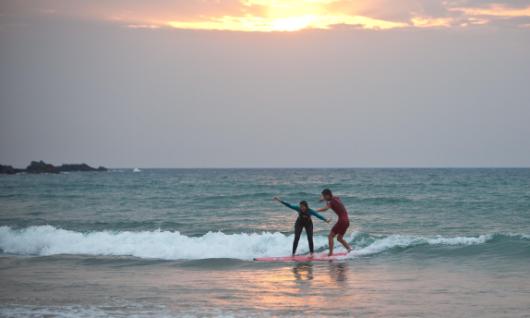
[167,0,407,32]
[168,14,407,32]
[270,15,316,31]
[169,15,317,32]
[115,0,530,32]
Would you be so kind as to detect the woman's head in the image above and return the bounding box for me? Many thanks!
[299,200,309,212]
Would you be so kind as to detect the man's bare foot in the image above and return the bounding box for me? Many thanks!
[328,252,333,257]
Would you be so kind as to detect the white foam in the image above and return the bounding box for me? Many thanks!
[0,225,498,261]
[508,233,530,240]
[0,304,263,318]
[0,304,174,318]
[349,234,492,257]
[0,305,110,318]
[0,225,329,260]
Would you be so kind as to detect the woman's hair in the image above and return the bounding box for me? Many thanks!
[321,188,332,196]
[299,201,309,209]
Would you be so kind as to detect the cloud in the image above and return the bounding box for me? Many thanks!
[2,0,530,31]
[450,3,530,17]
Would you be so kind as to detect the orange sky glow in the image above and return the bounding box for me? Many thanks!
[122,1,530,31]
[4,0,530,32]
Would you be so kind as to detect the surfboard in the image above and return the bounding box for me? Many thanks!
[254,252,348,262]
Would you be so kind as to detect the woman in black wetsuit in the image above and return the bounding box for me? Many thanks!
[273,197,330,256]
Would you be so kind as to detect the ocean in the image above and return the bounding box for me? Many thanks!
[0,168,529,317]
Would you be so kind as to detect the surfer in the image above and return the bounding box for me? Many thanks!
[273,197,330,256]
[316,189,353,256]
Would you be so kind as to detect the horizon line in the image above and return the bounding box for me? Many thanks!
[111,166,530,169]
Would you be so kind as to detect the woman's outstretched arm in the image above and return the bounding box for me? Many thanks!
[273,197,300,212]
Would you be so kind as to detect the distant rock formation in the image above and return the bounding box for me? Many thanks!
[0,165,24,174]
[57,163,107,172]
[0,161,108,174]
[26,161,60,174]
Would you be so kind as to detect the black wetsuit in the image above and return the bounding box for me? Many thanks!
[293,214,314,255]
[278,200,326,255]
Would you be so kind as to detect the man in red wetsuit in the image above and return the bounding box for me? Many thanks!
[317,188,352,256]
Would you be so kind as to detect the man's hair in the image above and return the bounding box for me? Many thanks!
[321,189,332,196]
[299,201,309,208]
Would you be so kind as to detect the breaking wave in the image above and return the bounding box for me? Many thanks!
[0,225,528,261]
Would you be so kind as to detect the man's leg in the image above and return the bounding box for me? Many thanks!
[328,231,336,256]
[305,220,314,255]
[292,219,303,256]
[337,234,352,252]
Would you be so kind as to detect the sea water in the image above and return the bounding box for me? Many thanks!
[0,169,529,317]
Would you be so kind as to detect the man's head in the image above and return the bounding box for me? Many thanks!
[321,188,333,201]
[299,200,309,212]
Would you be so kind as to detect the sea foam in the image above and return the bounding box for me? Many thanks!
[0,225,514,261]
[349,234,492,257]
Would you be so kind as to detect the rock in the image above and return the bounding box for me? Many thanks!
[0,164,23,174]
[26,161,60,174]
[58,163,103,172]
[1,161,108,174]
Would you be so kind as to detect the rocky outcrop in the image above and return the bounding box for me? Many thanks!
[0,161,108,174]
[57,163,107,172]
[26,161,60,174]
[0,165,24,174]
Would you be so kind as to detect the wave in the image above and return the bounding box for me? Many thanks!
[352,196,414,204]
[0,226,528,261]
[194,192,415,205]
[0,304,174,318]
[348,234,492,257]
[337,195,416,204]
[194,192,273,202]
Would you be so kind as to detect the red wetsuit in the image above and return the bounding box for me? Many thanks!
[328,196,350,235]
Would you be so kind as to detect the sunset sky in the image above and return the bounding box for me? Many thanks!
[3,0,530,31]
[1,1,529,167]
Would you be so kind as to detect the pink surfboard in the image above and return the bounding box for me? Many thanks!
[254,252,348,262]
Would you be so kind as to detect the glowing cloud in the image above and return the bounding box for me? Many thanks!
[4,0,530,32]
[160,1,530,31]
[411,17,454,28]
[167,0,408,31]
[450,5,530,18]
[168,14,407,32]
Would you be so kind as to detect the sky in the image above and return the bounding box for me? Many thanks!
[1,0,529,168]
